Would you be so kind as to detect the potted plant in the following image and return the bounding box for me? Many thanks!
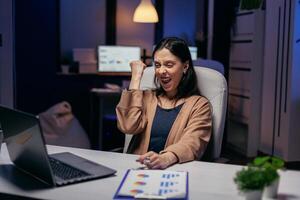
[60,56,72,74]
[252,156,284,198]
[234,166,266,200]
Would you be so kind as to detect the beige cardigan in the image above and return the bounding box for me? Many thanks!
[116,90,212,163]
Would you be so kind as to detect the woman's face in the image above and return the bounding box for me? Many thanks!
[154,48,188,98]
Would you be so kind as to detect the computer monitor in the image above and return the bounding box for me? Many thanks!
[189,46,198,61]
[98,45,141,72]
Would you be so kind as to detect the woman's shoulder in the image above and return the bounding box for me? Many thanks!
[184,95,212,116]
[185,95,209,105]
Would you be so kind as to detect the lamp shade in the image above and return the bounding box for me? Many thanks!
[133,0,159,23]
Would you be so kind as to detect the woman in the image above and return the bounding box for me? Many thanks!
[116,37,212,169]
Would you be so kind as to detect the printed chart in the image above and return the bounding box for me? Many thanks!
[116,170,188,199]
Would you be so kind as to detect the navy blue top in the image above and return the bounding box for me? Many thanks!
[148,103,184,153]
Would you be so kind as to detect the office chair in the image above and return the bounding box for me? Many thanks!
[193,58,225,75]
[123,66,227,161]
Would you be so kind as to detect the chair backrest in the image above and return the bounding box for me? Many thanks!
[123,66,227,160]
[193,58,225,75]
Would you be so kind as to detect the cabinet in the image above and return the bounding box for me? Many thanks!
[227,9,265,156]
[260,0,300,161]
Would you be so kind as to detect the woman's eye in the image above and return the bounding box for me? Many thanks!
[154,63,160,68]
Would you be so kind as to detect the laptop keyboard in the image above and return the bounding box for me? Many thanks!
[49,157,90,180]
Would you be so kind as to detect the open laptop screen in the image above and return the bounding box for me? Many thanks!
[98,46,141,72]
[0,105,116,186]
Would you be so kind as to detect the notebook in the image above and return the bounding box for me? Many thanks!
[0,105,116,187]
[114,169,188,199]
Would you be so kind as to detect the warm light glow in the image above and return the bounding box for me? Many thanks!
[133,0,159,23]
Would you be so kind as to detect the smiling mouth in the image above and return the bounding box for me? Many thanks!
[160,77,171,87]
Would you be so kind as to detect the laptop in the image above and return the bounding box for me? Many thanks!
[0,105,116,187]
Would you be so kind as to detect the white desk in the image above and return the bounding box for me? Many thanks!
[1,144,300,200]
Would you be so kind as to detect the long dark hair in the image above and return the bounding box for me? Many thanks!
[152,37,200,99]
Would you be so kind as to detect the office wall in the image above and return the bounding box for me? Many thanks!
[116,0,155,55]
[60,0,106,57]
[60,0,156,57]
[163,0,197,45]
[14,0,59,114]
[0,0,14,107]
[116,0,198,54]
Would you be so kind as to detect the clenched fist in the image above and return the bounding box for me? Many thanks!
[129,60,147,90]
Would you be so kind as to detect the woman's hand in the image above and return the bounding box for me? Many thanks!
[130,60,147,78]
[137,151,178,169]
[129,60,147,90]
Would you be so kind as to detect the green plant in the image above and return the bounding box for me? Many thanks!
[252,156,284,170]
[262,167,279,186]
[251,156,284,185]
[234,166,266,192]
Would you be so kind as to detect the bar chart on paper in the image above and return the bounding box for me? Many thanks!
[114,170,188,199]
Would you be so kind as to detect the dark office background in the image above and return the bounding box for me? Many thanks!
[12,0,237,149]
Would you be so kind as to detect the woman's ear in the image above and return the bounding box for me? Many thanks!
[183,61,189,73]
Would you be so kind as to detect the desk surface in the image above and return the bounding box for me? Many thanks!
[1,144,300,200]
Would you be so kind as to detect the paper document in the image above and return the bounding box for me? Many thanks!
[114,169,188,199]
